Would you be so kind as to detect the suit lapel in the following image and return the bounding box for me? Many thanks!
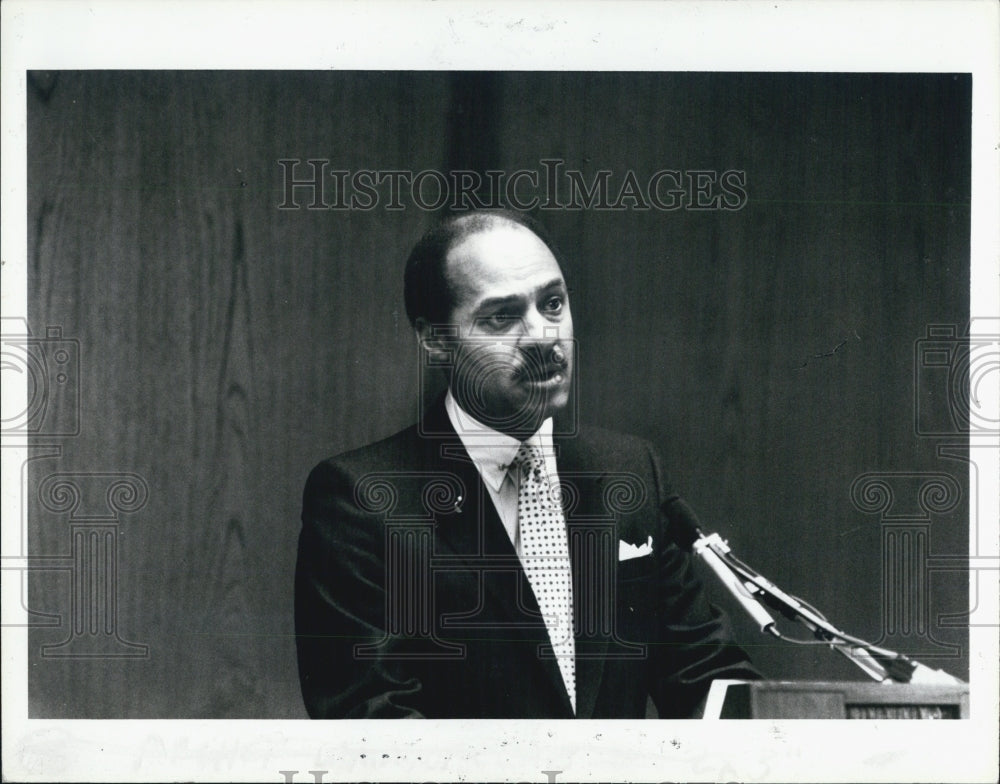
[555,431,613,720]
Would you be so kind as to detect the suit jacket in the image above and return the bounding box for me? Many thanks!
[295,396,759,718]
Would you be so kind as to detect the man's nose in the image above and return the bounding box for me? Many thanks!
[516,306,561,343]
[515,309,565,373]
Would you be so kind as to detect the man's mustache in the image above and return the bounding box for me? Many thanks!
[512,344,569,379]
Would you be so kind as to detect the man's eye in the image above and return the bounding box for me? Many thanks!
[488,312,514,327]
[543,296,563,313]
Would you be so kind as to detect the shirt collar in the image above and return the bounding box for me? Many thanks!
[444,388,555,493]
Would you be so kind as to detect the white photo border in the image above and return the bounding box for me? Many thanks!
[2,2,998,782]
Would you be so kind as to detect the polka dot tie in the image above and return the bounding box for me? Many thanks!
[513,442,576,714]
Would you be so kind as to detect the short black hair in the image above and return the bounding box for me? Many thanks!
[403,210,561,328]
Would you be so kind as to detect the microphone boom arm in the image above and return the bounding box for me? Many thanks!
[698,533,960,685]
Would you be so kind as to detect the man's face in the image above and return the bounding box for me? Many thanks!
[436,223,574,436]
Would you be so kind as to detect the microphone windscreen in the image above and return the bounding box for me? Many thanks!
[661,495,703,550]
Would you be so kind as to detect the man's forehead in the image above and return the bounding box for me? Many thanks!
[445,223,564,299]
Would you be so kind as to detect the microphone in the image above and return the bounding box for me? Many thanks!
[663,496,778,634]
[662,496,964,685]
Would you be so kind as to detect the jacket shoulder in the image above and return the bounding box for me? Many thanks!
[301,423,424,514]
[303,418,472,525]
[562,423,660,468]
[574,423,655,450]
[318,422,425,475]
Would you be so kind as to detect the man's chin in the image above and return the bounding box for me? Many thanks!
[540,384,570,416]
[455,377,572,435]
[505,386,571,433]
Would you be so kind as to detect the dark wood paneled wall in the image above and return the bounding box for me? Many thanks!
[26,72,970,717]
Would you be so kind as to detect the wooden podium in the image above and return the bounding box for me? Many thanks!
[705,680,969,719]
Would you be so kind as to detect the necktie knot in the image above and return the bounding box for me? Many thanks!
[514,442,545,480]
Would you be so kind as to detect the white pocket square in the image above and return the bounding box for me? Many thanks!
[619,535,654,561]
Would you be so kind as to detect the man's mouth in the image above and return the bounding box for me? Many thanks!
[516,363,566,385]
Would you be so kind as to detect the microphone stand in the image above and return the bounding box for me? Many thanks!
[696,532,964,685]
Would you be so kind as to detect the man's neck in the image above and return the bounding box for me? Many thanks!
[444,389,552,444]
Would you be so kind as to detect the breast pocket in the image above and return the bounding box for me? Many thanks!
[616,553,656,583]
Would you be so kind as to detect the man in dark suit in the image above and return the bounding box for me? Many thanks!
[295,211,758,718]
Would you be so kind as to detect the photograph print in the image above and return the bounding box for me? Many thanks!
[18,69,976,723]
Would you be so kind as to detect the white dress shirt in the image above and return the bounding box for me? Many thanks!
[444,389,560,557]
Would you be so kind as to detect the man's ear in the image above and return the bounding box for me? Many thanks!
[415,317,451,360]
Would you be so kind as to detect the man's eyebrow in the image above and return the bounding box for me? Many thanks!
[474,279,567,312]
[475,294,521,312]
